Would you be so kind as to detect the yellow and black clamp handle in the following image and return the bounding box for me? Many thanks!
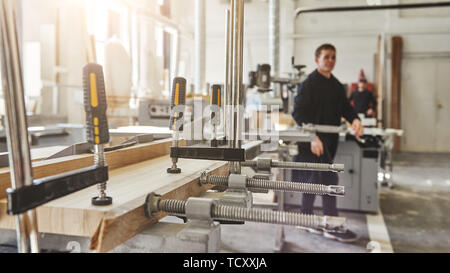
[167,77,187,174]
[83,63,112,206]
[210,84,222,147]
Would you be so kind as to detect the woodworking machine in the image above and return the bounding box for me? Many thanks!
[248,58,305,93]
[248,58,306,114]
[280,123,403,213]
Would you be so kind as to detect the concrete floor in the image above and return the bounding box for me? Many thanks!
[1,152,449,253]
[220,210,371,253]
[219,152,450,253]
[380,153,450,253]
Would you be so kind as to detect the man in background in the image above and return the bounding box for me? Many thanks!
[292,43,363,243]
[349,76,377,118]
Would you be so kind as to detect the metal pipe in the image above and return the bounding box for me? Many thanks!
[224,8,230,142]
[295,1,450,18]
[227,2,235,147]
[269,0,280,98]
[231,0,244,150]
[228,0,245,174]
[194,0,205,95]
[0,0,39,253]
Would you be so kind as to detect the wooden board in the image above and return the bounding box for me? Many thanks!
[0,145,67,164]
[30,146,68,161]
[0,155,228,252]
[375,34,384,127]
[0,138,179,200]
[109,126,172,136]
[391,36,403,152]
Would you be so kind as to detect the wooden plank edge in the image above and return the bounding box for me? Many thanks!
[90,162,229,253]
[0,199,105,237]
[0,138,182,199]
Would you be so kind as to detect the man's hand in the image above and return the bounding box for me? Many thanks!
[311,136,324,157]
[352,119,364,137]
[366,109,374,117]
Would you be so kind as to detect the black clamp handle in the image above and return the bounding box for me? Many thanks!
[169,77,187,132]
[83,63,110,145]
[210,84,222,126]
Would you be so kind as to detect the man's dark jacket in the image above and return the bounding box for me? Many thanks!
[292,69,358,162]
[349,89,377,116]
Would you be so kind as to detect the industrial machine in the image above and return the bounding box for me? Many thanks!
[281,125,403,213]
[138,98,210,127]
[138,99,172,127]
[283,134,380,213]
[248,57,306,114]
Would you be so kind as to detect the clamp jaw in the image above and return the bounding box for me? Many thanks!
[6,63,113,215]
[167,77,246,174]
[219,174,253,208]
[209,84,222,147]
[83,63,112,206]
[167,77,187,174]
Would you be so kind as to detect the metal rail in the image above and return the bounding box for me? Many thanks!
[0,0,39,253]
[295,1,450,17]
[228,0,245,174]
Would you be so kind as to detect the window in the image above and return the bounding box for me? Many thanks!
[85,0,130,66]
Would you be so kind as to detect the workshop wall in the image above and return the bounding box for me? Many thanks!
[9,0,450,152]
[204,0,295,86]
[291,0,450,152]
[20,0,80,122]
[17,0,196,125]
[171,0,195,89]
[20,0,94,124]
[202,0,450,153]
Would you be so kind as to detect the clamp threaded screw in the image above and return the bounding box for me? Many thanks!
[200,172,345,196]
[241,160,344,173]
[149,197,346,233]
[92,144,112,205]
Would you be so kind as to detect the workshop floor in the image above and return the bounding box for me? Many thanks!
[380,153,450,253]
[220,152,450,253]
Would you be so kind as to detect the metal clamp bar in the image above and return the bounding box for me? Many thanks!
[170,147,245,162]
[302,123,347,134]
[241,159,345,172]
[200,173,345,196]
[7,165,109,215]
[145,194,347,233]
[0,0,39,253]
[228,0,245,174]
[302,123,366,144]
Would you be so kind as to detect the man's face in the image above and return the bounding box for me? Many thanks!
[358,81,367,91]
[315,49,336,73]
